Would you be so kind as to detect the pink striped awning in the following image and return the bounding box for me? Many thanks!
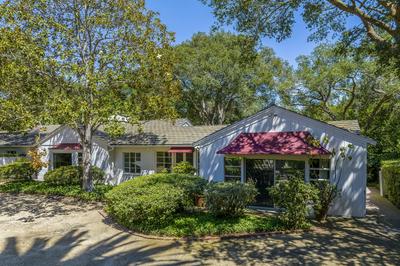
[217,131,330,156]
[51,143,82,150]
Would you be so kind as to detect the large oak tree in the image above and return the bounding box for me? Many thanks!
[174,32,291,125]
[202,0,400,67]
[0,0,180,190]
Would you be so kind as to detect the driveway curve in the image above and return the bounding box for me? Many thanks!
[0,193,399,265]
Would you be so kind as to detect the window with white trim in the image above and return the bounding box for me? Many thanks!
[124,153,141,174]
[175,152,194,166]
[275,160,305,181]
[157,152,172,172]
[309,158,330,181]
[224,157,241,182]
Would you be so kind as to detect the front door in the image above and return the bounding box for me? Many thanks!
[245,159,274,207]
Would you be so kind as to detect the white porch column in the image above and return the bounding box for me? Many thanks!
[240,157,245,183]
[305,158,310,183]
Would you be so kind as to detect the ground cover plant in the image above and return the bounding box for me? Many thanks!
[140,210,284,237]
[0,180,112,201]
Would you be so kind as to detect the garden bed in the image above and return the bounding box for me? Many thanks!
[124,210,289,238]
[0,180,112,201]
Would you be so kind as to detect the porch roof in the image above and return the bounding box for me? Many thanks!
[217,131,331,156]
[50,143,82,151]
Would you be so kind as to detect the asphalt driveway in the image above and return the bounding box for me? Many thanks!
[0,192,399,265]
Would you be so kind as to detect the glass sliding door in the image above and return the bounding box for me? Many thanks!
[245,159,275,207]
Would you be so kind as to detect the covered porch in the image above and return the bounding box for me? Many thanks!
[217,131,331,207]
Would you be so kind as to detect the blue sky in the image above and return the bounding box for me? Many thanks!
[146,0,317,66]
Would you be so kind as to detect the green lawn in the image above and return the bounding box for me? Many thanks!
[128,210,287,237]
[0,180,112,201]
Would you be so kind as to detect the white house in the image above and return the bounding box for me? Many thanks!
[0,105,375,217]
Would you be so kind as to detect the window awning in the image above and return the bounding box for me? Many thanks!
[51,143,82,151]
[217,131,330,156]
[168,147,194,153]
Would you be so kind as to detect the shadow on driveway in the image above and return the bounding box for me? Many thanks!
[0,193,399,265]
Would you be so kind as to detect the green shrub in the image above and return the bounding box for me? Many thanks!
[0,180,112,201]
[381,160,400,208]
[44,165,105,185]
[44,165,81,185]
[270,176,318,229]
[105,173,207,230]
[313,180,338,221]
[172,161,196,174]
[204,182,258,218]
[0,159,35,180]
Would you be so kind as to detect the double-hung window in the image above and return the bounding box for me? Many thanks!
[124,153,141,174]
[157,152,172,172]
[309,158,330,182]
[224,157,241,182]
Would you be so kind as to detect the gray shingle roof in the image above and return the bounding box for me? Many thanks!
[0,120,226,147]
[0,125,61,146]
[102,120,226,145]
[326,120,361,134]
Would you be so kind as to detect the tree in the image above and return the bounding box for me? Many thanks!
[0,28,54,131]
[282,44,400,181]
[0,0,180,191]
[282,45,400,121]
[202,0,400,68]
[174,32,290,125]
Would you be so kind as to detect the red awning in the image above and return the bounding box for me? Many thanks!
[51,143,82,150]
[168,147,194,153]
[217,131,330,156]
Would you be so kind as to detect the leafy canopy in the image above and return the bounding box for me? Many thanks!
[174,32,291,125]
[0,0,180,190]
[203,0,400,67]
[0,0,180,131]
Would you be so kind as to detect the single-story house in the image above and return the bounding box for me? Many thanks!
[0,105,375,217]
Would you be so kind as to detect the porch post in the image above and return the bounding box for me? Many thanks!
[305,158,310,183]
[240,157,245,183]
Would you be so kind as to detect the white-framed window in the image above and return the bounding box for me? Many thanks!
[157,152,172,172]
[175,152,194,165]
[309,158,330,181]
[6,150,17,156]
[224,157,241,182]
[78,152,83,165]
[124,152,141,174]
[53,153,73,169]
[275,160,305,181]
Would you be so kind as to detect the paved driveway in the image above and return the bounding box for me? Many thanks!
[0,192,399,265]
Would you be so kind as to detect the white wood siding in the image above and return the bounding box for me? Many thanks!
[197,106,369,217]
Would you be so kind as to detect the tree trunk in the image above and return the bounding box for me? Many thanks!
[82,126,93,192]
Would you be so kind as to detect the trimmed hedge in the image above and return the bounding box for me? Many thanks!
[205,182,258,217]
[0,159,35,180]
[381,160,400,208]
[44,165,105,185]
[105,173,207,230]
